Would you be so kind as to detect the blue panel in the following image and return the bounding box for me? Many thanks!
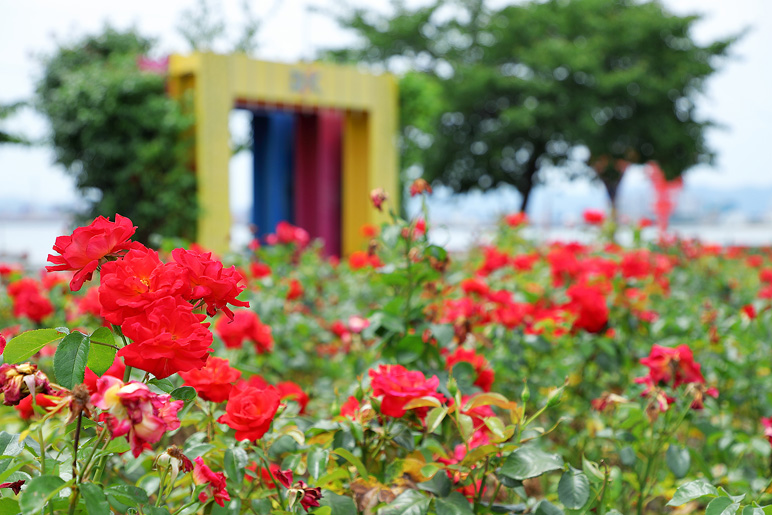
[251,111,295,238]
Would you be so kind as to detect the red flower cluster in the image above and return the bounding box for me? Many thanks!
[46,214,136,291]
[635,344,705,389]
[7,278,53,323]
[369,364,443,418]
[266,221,310,248]
[348,251,383,270]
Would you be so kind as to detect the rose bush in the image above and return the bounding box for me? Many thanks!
[0,197,770,514]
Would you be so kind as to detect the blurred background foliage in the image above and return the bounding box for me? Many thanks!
[34,29,198,243]
[325,0,738,211]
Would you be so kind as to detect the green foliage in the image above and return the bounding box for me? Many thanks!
[327,0,737,207]
[34,27,197,243]
[0,101,30,146]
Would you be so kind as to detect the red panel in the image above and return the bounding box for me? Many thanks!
[293,113,318,235]
[316,111,343,257]
[293,110,343,256]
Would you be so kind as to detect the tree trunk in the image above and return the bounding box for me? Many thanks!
[518,143,544,212]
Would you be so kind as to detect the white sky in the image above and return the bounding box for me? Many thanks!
[1,0,770,210]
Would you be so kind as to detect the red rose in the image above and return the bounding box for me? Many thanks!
[635,344,705,389]
[504,212,528,227]
[118,296,213,379]
[99,244,189,325]
[179,357,241,403]
[368,364,443,418]
[192,457,230,507]
[565,283,609,334]
[583,209,606,226]
[172,248,249,318]
[218,384,281,441]
[46,214,136,291]
[286,279,304,301]
[444,348,495,392]
[215,311,273,353]
[276,381,309,414]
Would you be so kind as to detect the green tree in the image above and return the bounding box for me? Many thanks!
[0,102,30,145]
[326,0,736,211]
[35,28,198,243]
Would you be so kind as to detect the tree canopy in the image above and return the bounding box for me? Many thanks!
[326,0,737,209]
[35,28,198,243]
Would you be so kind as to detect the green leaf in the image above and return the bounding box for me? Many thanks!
[0,432,24,457]
[148,378,175,393]
[87,327,117,376]
[307,447,330,481]
[377,489,430,515]
[333,448,369,480]
[534,500,564,515]
[80,482,110,515]
[705,497,739,515]
[145,508,172,515]
[171,386,197,401]
[318,490,357,515]
[0,498,20,515]
[667,479,719,506]
[425,407,448,434]
[500,447,564,480]
[211,498,242,514]
[3,329,65,364]
[224,447,248,483]
[54,331,90,389]
[742,507,765,515]
[435,492,474,515]
[418,468,451,497]
[19,475,66,515]
[581,456,604,484]
[105,485,149,507]
[666,444,691,479]
[557,467,590,509]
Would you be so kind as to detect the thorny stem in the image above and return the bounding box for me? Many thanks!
[474,456,490,508]
[67,414,84,515]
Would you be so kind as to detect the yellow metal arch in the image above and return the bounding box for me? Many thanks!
[167,53,399,255]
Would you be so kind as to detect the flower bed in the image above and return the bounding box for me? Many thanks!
[1,201,771,514]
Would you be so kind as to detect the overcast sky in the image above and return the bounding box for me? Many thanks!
[1,0,770,212]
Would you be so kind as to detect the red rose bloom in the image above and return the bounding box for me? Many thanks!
[172,248,249,318]
[583,209,605,226]
[444,348,495,392]
[215,311,273,353]
[340,396,361,419]
[193,457,230,507]
[250,262,272,279]
[276,381,309,414]
[635,344,705,389]
[46,214,136,291]
[99,244,190,325]
[218,384,281,441]
[179,357,241,403]
[763,417,772,447]
[7,278,53,323]
[286,279,304,301]
[504,212,528,227]
[565,283,609,334]
[118,296,213,379]
[369,364,443,418]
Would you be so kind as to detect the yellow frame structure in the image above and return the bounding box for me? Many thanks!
[167,53,399,255]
